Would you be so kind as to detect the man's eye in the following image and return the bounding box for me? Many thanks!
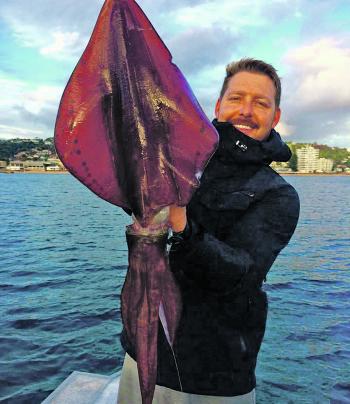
[228,97,240,102]
[256,101,268,107]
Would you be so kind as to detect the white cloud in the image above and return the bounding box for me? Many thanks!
[0,0,290,61]
[40,31,83,60]
[0,77,26,109]
[0,76,62,115]
[0,124,44,140]
[275,121,295,137]
[171,0,266,30]
[0,76,63,139]
[21,85,63,115]
[7,20,86,61]
[284,37,350,110]
[0,0,98,60]
[169,26,238,74]
[280,37,350,147]
[320,133,350,148]
[1,0,349,147]
[185,64,228,118]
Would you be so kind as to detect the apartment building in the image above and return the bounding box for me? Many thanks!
[297,146,333,173]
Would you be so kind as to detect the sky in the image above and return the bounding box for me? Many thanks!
[0,0,350,147]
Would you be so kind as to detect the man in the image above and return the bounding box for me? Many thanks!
[119,58,300,403]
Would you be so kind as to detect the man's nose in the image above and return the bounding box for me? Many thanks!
[239,101,253,116]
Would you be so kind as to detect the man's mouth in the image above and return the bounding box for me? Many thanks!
[232,121,258,136]
[234,124,255,130]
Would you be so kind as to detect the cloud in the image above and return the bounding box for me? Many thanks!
[280,37,350,147]
[14,105,58,130]
[260,0,302,21]
[0,0,288,62]
[169,0,266,29]
[140,0,208,14]
[0,0,211,62]
[0,124,44,140]
[21,85,63,115]
[0,76,63,139]
[40,31,83,60]
[0,0,301,73]
[0,0,103,36]
[1,0,349,147]
[275,121,295,137]
[0,0,100,60]
[284,37,350,110]
[169,27,238,75]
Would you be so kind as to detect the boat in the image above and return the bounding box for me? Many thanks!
[42,371,120,404]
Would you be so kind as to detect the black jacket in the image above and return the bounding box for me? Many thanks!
[121,119,300,396]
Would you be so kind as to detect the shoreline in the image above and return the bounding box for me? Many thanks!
[1,170,349,176]
[281,173,350,176]
[0,170,68,174]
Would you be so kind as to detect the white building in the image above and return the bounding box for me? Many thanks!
[270,161,292,172]
[23,160,45,170]
[46,165,60,171]
[47,158,64,169]
[7,161,24,171]
[297,146,320,172]
[317,158,333,173]
[0,160,7,169]
[297,146,333,173]
[6,160,45,171]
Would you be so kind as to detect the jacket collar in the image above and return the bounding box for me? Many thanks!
[212,119,291,165]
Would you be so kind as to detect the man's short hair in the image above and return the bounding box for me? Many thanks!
[219,58,281,107]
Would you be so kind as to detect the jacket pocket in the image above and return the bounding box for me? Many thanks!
[199,190,255,211]
[244,291,268,357]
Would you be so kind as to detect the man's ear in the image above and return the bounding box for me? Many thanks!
[214,98,221,119]
[272,107,281,128]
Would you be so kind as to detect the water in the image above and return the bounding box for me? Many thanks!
[0,174,349,403]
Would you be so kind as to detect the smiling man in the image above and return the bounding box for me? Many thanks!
[119,59,300,403]
[215,66,281,142]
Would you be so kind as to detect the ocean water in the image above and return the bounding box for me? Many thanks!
[0,173,349,403]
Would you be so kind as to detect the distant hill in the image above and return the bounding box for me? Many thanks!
[0,138,349,169]
[0,138,56,161]
[287,142,350,169]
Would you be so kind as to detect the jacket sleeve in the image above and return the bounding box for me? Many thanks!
[169,185,300,294]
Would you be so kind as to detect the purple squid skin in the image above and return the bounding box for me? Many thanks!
[122,231,181,404]
[54,0,218,225]
[54,1,218,403]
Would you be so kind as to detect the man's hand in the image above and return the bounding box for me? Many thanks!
[169,205,187,233]
[129,205,186,234]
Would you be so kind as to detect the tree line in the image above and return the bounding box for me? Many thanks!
[0,138,349,168]
[287,142,350,169]
[0,138,56,161]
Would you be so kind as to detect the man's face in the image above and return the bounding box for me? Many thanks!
[215,71,281,141]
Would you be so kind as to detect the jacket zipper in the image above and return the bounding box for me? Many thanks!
[239,335,247,354]
[240,296,252,355]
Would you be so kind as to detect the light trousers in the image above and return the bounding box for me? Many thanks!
[117,353,256,404]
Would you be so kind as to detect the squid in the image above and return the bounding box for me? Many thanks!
[54,0,218,403]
